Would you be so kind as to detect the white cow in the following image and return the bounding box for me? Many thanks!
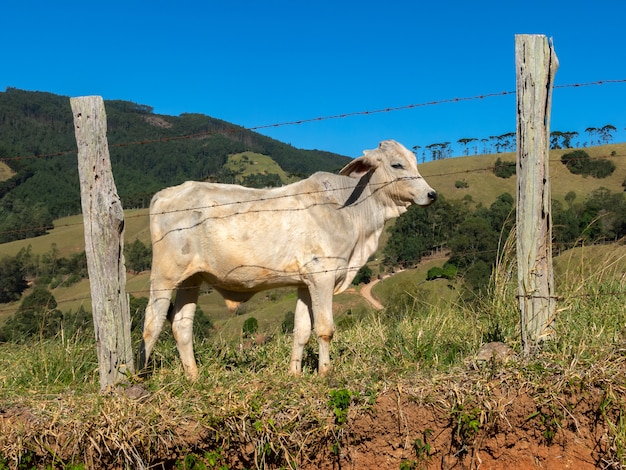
[139,140,436,380]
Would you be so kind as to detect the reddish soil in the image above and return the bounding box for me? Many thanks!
[0,382,620,469]
[297,388,614,470]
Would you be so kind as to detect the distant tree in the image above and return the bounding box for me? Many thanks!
[551,130,580,149]
[550,131,564,150]
[581,188,626,241]
[553,189,626,247]
[585,127,598,146]
[1,287,62,341]
[564,191,577,207]
[411,145,427,163]
[447,193,512,292]
[562,131,578,149]
[488,193,515,234]
[426,142,452,161]
[125,239,152,272]
[242,317,258,337]
[352,265,373,285]
[561,149,615,178]
[281,311,295,334]
[489,136,501,153]
[15,245,39,280]
[493,157,515,179]
[426,263,458,280]
[552,200,581,251]
[0,199,53,243]
[561,150,590,174]
[499,133,516,152]
[383,198,453,267]
[241,172,282,188]
[193,306,214,338]
[458,138,477,156]
[0,255,28,303]
[599,124,617,144]
[480,138,490,154]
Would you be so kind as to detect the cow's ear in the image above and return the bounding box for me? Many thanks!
[339,153,379,178]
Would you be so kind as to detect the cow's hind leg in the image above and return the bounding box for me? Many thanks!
[171,275,201,380]
[139,279,174,373]
[289,287,313,375]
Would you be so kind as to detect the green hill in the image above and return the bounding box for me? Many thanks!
[0,88,351,243]
[224,151,298,185]
[420,143,626,207]
[1,139,624,334]
[1,86,625,338]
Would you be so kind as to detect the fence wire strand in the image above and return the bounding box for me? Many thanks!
[1,78,625,164]
[1,78,626,316]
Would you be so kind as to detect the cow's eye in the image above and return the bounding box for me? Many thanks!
[391,163,404,170]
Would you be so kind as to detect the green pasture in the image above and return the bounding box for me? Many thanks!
[224,151,297,184]
[421,142,626,207]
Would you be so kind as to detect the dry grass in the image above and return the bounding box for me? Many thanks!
[0,241,624,468]
[0,162,15,182]
[420,143,626,207]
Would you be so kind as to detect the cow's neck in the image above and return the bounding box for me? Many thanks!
[343,184,400,266]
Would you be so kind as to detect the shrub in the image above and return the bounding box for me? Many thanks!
[242,317,258,337]
[0,255,28,303]
[493,158,515,178]
[281,311,295,334]
[352,265,373,285]
[0,287,63,342]
[427,264,458,281]
[561,150,615,178]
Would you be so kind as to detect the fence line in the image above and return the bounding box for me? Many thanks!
[1,250,624,318]
[1,281,624,318]
[1,80,625,316]
[1,152,625,240]
[1,78,625,164]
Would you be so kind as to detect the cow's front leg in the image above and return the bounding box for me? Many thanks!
[308,276,336,377]
[290,288,313,375]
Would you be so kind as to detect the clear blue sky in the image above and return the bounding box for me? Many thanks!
[2,0,625,158]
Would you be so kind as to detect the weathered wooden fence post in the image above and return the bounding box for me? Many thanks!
[70,96,134,390]
[515,35,558,354]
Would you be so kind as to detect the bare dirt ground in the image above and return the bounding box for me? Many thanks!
[359,276,385,309]
[301,389,611,470]
[0,379,620,469]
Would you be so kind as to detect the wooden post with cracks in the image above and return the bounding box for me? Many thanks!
[515,35,559,354]
[71,96,134,390]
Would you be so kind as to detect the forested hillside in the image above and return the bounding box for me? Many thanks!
[0,88,351,242]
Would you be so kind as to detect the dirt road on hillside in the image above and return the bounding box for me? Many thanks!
[359,252,449,309]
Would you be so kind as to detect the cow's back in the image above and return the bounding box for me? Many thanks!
[149,178,341,288]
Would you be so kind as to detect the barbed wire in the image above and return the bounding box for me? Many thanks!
[1,253,623,318]
[1,152,625,240]
[1,78,625,164]
[1,79,625,317]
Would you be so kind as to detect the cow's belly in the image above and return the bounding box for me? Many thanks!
[199,262,305,292]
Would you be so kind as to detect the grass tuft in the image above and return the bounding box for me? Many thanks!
[0,243,624,468]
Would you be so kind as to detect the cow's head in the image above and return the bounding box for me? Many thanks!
[340,140,437,209]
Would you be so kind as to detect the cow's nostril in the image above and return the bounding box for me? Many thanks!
[428,191,437,202]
